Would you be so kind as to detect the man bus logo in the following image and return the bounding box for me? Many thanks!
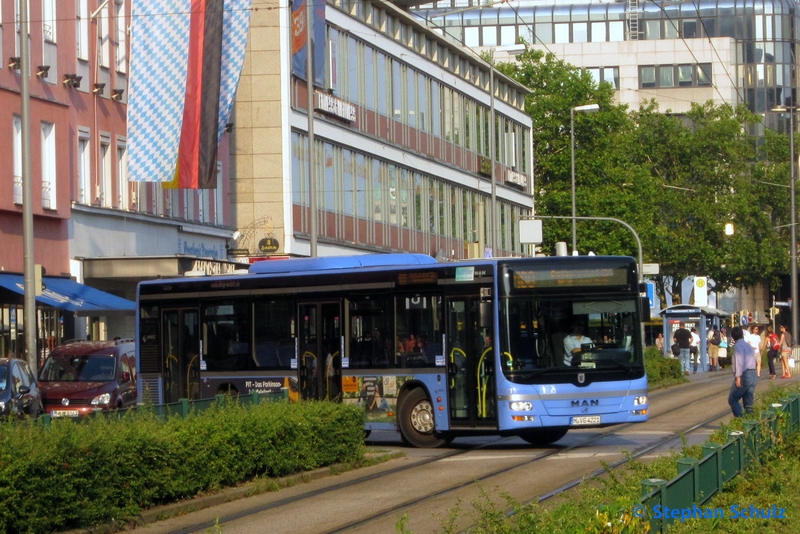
[577,372,585,384]
[571,399,599,408]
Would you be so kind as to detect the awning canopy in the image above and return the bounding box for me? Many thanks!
[0,274,135,316]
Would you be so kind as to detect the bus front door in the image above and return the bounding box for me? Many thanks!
[162,308,200,403]
[298,302,342,401]
[446,298,496,428]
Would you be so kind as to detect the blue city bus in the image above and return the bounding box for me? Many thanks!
[136,253,649,447]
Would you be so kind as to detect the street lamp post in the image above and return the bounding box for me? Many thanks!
[570,104,600,255]
[772,105,798,341]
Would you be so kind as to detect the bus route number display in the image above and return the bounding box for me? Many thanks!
[513,267,628,289]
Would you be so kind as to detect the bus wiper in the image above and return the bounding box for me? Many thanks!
[506,367,568,377]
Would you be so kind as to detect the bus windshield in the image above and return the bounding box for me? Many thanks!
[499,296,642,382]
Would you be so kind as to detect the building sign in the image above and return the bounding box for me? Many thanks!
[505,169,528,188]
[190,260,240,276]
[258,238,280,253]
[179,240,226,260]
[315,91,356,122]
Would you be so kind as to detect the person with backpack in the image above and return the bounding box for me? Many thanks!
[708,325,721,371]
[765,325,780,379]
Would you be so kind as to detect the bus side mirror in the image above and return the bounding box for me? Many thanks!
[479,301,492,329]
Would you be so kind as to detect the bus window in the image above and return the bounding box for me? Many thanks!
[395,295,443,368]
[253,299,294,370]
[348,297,392,369]
[203,300,251,371]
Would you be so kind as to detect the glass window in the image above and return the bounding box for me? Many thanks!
[464,26,479,47]
[203,301,252,372]
[41,122,56,210]
[640,66,656,88]
[554,23,569,43]
[365,47,374,110]
[659,66,674,87]
[408,68,416,128]
[348,296,392,369]
[604,67,620,89]
[115,0,127,72]
[645,20,660,39]
[682,20,698,38]
[252,300,294,370]
[609,21,624,41]
[482,26,497,46]
[77,0,89,59]
[697,64,712,86]
[500,25,516,45]
[664,19,679,39]
[394,295,443,368]
[591,22,606,42]
[535,23,552,44]
[573,22,587,43]
[678,65,693,86]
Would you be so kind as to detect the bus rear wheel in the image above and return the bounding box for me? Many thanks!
[519,427,568,446]
[398,388,448,448]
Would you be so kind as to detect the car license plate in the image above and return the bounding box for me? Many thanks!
[572,415,601,425]
[51,409,80,418]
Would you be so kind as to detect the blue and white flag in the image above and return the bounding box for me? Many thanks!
[217,0,251,143]
[127,0,192,183]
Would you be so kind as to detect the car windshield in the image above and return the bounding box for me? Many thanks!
[39,354,117,382]
[0,366,6,390]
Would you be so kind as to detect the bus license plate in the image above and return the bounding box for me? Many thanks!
[572,415,600,425]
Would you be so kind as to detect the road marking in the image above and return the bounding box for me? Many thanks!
[442,454,537,461]
[547,452,620,459]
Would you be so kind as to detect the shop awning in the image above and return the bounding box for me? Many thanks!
[0,274,135,316]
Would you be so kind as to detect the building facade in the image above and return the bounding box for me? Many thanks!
[0,0,236,361]
[411,0,798,136]
[231,0,534,260]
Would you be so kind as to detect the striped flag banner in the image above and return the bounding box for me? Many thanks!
[127,0,192,183]
[129,0,251,188]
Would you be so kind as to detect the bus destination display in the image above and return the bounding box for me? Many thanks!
[513,267,628,289]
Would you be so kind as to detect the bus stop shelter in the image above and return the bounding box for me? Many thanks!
[659,304,730,372]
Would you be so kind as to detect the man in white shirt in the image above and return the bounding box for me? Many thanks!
[690,328,700,373]
[746,325,762,377]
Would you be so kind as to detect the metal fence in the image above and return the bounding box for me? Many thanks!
[640,392,800,532]
[38,389,290,426]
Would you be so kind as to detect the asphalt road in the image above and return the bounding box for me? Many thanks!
[120,371,790,534]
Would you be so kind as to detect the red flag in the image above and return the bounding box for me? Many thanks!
[179,0,224,189]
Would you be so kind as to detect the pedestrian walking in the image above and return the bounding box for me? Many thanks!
[746,325,762,378]
[707,325,721,371]
[779,324,794,378]
[673,323,692,376]
[690,328,700,373]
[765,325,780,379]
[718,328,728,369]
[728,326,757,418]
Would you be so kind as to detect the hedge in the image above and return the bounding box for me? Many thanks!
[0,400,364,533]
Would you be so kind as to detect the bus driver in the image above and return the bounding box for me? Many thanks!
[564,321,593,366]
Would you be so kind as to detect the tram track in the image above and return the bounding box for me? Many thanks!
[160,373,749,533]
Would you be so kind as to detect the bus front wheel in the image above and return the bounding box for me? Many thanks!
[398,388,448,448]
[519,427,568,446]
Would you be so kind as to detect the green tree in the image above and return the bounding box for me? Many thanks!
[496,46,788,306]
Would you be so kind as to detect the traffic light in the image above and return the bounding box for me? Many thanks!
[732,313,739,327]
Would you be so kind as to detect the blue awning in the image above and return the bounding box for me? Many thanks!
[0,274,135,316]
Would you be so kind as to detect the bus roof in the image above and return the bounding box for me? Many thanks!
[247,253,438,274]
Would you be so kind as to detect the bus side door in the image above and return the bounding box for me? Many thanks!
[446,297,496,428]
[298,302,342,401]
[162,308,200,403]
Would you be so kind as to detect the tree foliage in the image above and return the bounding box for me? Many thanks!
[495,46,789,305]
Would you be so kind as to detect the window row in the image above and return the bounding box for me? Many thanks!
[327,27,530,171]
[11,116,222,225]
[201,295,444,372]
[586,67,620,90]
[639,64,713,89]
[331,0,527,110]
[7,1,127,84]
[291,133,529,256]
[415,2,794,49]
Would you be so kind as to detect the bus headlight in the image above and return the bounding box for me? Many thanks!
[633,395,647,406]
[510,401,532,411]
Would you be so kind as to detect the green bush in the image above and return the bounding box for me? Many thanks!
[644,345,684,385]
[0,399,364,533]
